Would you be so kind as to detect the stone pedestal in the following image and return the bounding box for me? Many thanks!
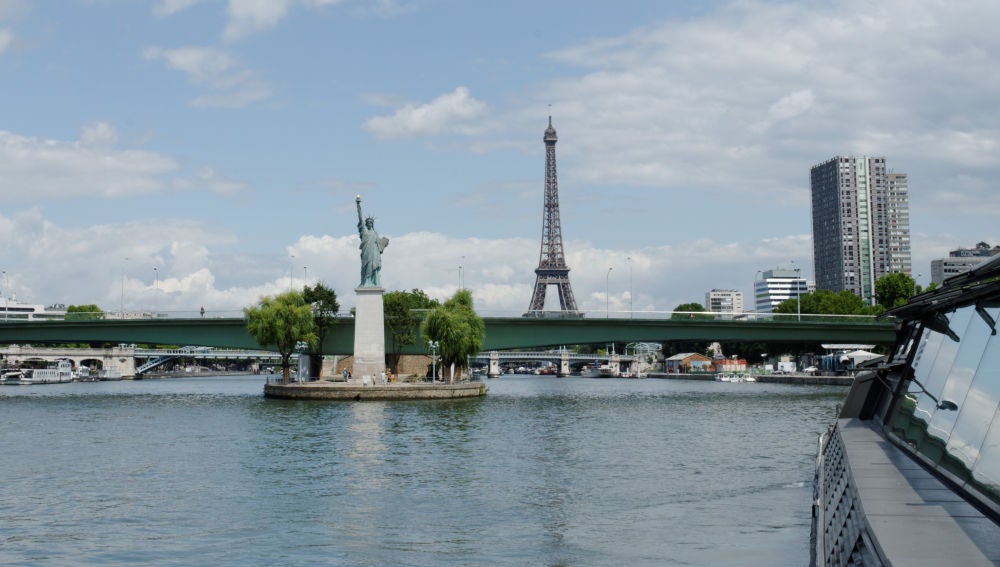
[352,287,386,383]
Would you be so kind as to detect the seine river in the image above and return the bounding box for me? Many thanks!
[1,375,843,566]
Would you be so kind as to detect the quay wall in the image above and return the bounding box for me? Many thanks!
[648,372,852,386]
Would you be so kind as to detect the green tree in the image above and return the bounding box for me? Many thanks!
[875,272,917,309]
[671,302,713,320]
[774,289,881,316]
[302,282,340,376]
[384,288,439,373]
[244,291,317,384]
[66,304,104,321]
[420,289,484,381]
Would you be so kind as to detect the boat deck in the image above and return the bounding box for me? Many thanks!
[817,419,1000,565]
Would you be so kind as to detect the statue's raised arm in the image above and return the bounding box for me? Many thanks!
[355,195,387,288]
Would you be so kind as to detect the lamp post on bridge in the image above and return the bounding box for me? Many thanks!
[791,260,801,321]
[121,257,128,317]
[606,267,613,319]
[627,256,633,319]
[303,266,308,290]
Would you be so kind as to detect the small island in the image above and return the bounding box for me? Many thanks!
[261,195,486,401]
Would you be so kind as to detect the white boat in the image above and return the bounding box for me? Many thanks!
[2,369,27,385]
[27,360,74,384]
[97,368,123,381]
[74,367,98,382]
[597,364,618,378]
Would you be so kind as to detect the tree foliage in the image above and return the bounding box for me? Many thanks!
[420,289,484,380]
[774,289,881,316]
[671,302,713,320]
[302,282,339,374]
[244,291,317,383]
[875,272,917,309]
[66,304,104,321]
[384,288,439,372]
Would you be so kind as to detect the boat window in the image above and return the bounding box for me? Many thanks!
[915,308,972,428]
[938,306,996,480]
[889,305,1000,507]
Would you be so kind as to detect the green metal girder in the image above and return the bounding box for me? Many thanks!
[0,316,896,354]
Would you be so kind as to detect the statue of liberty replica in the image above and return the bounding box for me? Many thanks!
[351,195,388,383]
[356,195,389,287]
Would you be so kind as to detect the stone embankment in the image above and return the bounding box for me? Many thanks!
[264,379,487,401]
[648,373,853,386]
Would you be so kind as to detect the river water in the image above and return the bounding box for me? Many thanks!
[1,375,843,566]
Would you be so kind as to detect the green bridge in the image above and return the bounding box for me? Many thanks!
[0,315,896,354]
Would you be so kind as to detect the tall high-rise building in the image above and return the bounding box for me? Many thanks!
[810,156,911,305]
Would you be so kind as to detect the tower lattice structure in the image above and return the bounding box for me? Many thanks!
[527,116,579,313]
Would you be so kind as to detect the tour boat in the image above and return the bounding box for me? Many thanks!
[812,255,1000,565]
[24,360,74,384]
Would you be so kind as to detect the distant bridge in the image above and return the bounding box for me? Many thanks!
[1,345,283,378]
[0,312,896,354]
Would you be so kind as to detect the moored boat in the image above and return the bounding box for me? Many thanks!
[27,360,74,384]
[2,368,28,385]
[97,368,123,381]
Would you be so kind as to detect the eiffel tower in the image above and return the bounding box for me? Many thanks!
[527,115,579,315]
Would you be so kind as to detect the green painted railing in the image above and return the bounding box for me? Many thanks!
[0,313,896,353]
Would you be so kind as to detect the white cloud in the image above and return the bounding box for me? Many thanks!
[152,0,205,17]
[81,121,119,146]
[173,166,245,195]
[363,87,490,140]
[143,45,271,108]
[0,27,11,55]
[0,128,177,199]
[222,0,291,42]
[529,0,1000,210]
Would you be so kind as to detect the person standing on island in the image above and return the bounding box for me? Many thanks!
[356,195,389,287]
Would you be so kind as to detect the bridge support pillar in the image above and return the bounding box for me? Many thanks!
[488,351,501,377]
[609,353,621,377]
[559,351,570,377]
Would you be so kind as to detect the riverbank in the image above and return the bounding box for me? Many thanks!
[647,372,853,386]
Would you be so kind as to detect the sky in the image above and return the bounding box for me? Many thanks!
[1,0,998,317]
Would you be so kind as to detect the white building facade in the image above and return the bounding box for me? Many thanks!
[754,269,809,313]
[705,289,744,314]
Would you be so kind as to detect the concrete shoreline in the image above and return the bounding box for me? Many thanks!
[647,372,853,386]
[264,380,488,400]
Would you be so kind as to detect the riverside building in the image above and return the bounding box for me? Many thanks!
[753,269,809,314]
[930,242,1000,284]
[704,289,743,316]
[810,156,911,305]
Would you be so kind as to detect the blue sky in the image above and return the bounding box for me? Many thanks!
[1,0,998,316]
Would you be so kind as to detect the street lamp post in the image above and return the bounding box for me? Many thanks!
[154,267,158,291]
[428,340,440,383]
[606,267,613,318]
[303,266,308,290]
[791,260,801,321]
[121,257,128,317]
[627,256,633,319]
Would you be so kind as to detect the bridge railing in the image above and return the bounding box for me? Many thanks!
[0,309,886,324]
